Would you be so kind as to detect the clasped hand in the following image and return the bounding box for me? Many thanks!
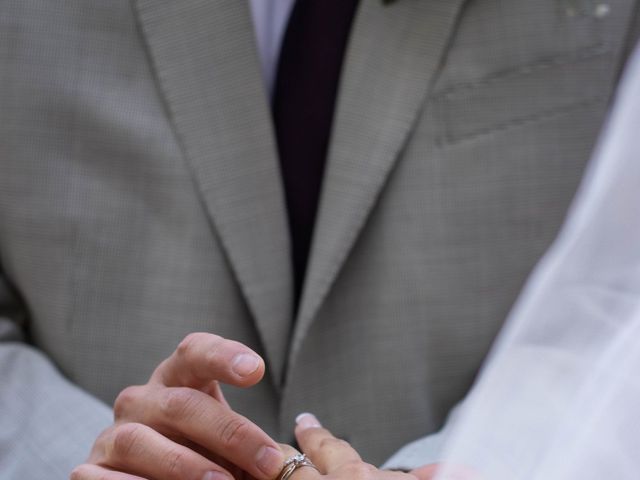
[70,333,464,480]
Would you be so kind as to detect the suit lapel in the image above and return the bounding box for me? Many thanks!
[290,0,468,364]
[134,0,292,386]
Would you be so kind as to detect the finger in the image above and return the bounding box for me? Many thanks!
[71,464,146,480]
[152,333,265,389]
[96,422,234,480]
[115,386,283,480]
[276,444,322,480]
[295,413,361,473]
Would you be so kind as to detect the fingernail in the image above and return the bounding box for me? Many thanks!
[231,353,260,377]
[202,471,231,480]
[296,412,322,429]
[255,446,283,478]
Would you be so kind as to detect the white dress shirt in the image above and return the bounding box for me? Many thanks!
[249,0,296,94]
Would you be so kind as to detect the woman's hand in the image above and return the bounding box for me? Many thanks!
[277,413,416,479]
[282,414,477,480]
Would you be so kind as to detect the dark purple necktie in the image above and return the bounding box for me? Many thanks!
[273,0,361,308]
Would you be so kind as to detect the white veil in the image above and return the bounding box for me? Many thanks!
[435,46,640,480]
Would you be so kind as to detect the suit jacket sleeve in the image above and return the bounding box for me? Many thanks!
[0,270,112,479]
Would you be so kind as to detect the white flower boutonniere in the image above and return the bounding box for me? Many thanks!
[560,0,611,18]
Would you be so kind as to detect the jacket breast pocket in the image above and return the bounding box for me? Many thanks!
[429,46,614,146]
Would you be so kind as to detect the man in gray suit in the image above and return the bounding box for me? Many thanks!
[1,0,638,479]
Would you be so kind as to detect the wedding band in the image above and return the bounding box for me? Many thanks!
[277,453,318,480]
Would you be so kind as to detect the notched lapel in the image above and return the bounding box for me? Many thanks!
[133,0,293,387]
[290,0,469,366]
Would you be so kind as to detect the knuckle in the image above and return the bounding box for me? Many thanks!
[336,438,351,449]
[203,338,231,368]
[69,465,88,480]
[177,332,223,360]
[164,449,189,477]
[108,423,145,461]
[113,385,143,420]
[203,346,222,368]
[89,425,116,460]
[160,388,203,421]
[176,333,203,359]
[342,461,375,479]
[318,436,341,451]
[217,416,250,449]
[69,465,111,480]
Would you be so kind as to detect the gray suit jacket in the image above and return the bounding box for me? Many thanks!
[1,0,638,477]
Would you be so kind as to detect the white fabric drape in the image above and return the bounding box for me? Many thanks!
[436,46,640,479]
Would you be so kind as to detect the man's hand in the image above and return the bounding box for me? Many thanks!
[71,333,284,480]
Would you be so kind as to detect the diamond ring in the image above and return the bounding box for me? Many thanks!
[277,453,319,480]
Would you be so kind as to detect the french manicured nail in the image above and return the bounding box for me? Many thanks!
[296,412,322,429]
[231,353,260,377]
[255,446,283,478]
[202,471,231,480]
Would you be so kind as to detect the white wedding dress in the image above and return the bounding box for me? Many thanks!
[435,46,640,479]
